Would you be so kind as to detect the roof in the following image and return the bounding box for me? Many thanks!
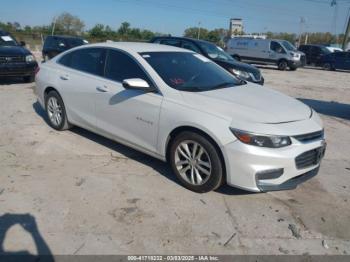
[48,35,84,39]
[85,42,192,53]
[152,36,212,44]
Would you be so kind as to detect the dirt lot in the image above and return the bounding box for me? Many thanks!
[0,66,349,255]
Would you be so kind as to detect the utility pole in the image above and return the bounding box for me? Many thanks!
[197,22,201,39]
[51,16,57,36]
[298,17,306,47]
[342,8,350,50]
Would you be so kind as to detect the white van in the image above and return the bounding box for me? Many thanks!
[226,37,306,71]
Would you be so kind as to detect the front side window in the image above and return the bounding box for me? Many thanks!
[140,52,243,92]
[105,50,150,84]
[271,41,285,54]
[160,39,181,47]
[182,41,201,53]
[59,48,106,76]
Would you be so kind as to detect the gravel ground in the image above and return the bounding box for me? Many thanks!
[0,65,349,255]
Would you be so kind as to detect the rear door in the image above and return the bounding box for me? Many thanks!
[57,47,106,129]
[95,49,163,153]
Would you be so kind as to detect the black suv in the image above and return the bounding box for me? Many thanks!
[0,30,38,82]
[150,36,264,85]
[298,44,332,66]
[42,35,87,61]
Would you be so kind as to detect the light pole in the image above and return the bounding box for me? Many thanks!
[197,22,201,39]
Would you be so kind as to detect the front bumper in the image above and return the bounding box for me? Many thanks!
[0,61,38,77]
[222,136,325,192]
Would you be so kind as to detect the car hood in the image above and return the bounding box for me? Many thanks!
[181,83,311,124]
[0,46,31,56]
[213,59,260,74]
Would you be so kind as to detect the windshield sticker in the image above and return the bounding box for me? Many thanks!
[193,54,210,63]
[1,36,13,42]
[170,78,185,85]
[142,54,151,58]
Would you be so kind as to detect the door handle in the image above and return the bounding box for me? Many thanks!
[96,86,109,92]
[60,75,69,80]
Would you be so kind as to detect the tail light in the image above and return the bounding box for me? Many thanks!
[34,66,40,75]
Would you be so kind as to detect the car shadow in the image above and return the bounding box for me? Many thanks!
[299,98,350,121]
[0,213,54,262]
[0,77,26,85]
[32,101,252,196]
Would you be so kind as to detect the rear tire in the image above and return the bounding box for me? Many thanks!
[277,60,288,71]
[23,75,35,83]
[45,91,71,131]
[169,131,223,193]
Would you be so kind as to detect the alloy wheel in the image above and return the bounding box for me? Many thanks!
[174,140,212,186]
[47,96,63,127]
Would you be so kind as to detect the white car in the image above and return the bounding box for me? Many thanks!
[35,42,326,193]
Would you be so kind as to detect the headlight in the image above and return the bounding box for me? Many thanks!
[25,55,35,63]
[290,52,299,58]
[230,68,250,80]
[230,128,291,148]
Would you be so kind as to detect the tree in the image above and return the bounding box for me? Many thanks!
[89,24,106,38]
[54,12,85,35]
[118,22,130,36]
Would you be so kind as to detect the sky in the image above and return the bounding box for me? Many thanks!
[1,0,350,35]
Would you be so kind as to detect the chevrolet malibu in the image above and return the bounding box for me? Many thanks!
[35,42,326,193]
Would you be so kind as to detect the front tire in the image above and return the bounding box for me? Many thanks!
[170,131,223,193]
[277,60,288,71]
[323,62,334,71]
[45,91,71,130]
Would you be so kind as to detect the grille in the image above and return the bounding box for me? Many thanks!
[295,147,325,169]
[0,56,25,63]
[294,130,324,143]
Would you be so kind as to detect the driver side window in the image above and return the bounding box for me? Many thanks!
[104,49,151,85]
[270,41,285,54]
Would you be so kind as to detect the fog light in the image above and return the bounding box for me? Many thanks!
[256,168,284,180]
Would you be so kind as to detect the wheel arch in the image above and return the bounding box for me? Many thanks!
[165,125,227,182]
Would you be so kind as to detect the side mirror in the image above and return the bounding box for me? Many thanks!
[122,78,155,92]
[20,41,26,46]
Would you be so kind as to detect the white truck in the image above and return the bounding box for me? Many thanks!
[226,37,306,71]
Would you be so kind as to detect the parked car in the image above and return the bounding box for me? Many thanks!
[42,35,88,61]
[321,51,350,71]
[298,44,332,66]
[226,37,305,71]
[0,30,38,82]
[35,42,326,193]
[150,36,264,85]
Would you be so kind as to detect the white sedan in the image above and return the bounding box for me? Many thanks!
[35,42,326,193]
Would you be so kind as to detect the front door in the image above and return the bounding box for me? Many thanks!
[95,49,163,154]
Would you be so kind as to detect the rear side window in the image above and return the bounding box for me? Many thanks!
[105,49,150,84]
[58,48,106,76]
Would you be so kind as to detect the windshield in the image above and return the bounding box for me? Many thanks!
[0,35,18,47]
[140,52,243,92]
[197,41,235,62]
[320,46,332,54]
[281,41,296,51]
